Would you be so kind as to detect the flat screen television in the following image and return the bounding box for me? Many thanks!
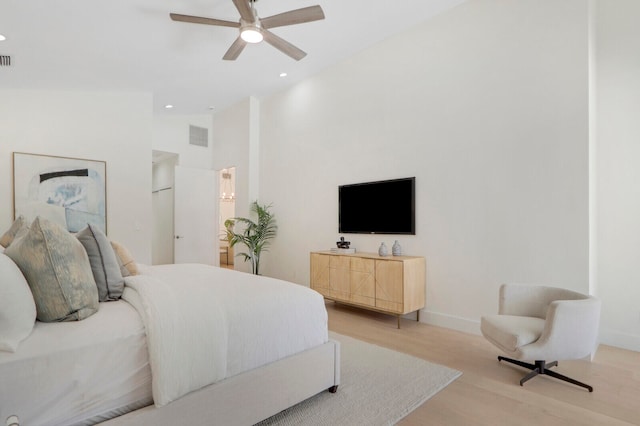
[339,177,415,235]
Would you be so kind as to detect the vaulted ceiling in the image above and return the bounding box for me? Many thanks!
[0,0,465,114]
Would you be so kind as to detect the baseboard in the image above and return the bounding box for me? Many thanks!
[419,310,481,336]
[419,311,640,353]
[598,328,640,352]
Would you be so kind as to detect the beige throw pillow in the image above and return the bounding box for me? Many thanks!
[0,215,27,248]
[110,240,139,276]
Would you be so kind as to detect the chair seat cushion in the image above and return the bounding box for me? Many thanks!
[481,315,545,352]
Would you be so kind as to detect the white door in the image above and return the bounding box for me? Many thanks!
[174,166,219,265]
[152,187,175,264]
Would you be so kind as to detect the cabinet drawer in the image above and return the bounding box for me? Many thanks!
[349,257,375,306]
[310,253,330,290]
[375,260,403,304]
[329,255,350,270]
[375,299,403,314]
[350,257,374,273]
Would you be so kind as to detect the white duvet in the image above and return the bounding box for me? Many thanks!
[123,264,329,407]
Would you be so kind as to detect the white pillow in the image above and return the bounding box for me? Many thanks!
[0,253,36,352]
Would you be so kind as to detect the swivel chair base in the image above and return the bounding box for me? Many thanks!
[497,356,593,392]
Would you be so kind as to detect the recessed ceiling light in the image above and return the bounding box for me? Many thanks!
[0,34,6,42]
[279,72,287,78]
[208,106,215,110]
[164,104,174,109]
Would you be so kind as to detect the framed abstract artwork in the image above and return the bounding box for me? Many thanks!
[13,152,107,233]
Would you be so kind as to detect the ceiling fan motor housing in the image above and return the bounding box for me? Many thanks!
[240,18,263,43]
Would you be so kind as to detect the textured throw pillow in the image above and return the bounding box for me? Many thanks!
[111,240,139,276]
[114,249,131,278]
[0,253,37,352]
[5,217,99,322]
[0,215,27,248]
[77,224,124,302]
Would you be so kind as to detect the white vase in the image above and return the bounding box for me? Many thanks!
[392,240,402,256]
[378,242,388,256]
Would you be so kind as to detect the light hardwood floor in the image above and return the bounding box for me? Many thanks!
[326,301,640,425]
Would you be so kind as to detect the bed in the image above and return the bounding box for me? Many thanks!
[0,262,340,425]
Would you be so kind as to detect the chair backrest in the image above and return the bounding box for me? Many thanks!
[492,283,600,360]
[499,284,590,319]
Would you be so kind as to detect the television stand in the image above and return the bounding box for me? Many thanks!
[310,251,425,328]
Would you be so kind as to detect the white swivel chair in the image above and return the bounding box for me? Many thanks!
[481,284,601,392]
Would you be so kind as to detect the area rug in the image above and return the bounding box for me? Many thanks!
[257,332,462,426]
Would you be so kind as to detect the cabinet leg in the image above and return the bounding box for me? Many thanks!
[397,315,401,329]
[417,310,420,322]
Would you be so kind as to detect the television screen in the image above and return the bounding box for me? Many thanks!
[339,177,415,235]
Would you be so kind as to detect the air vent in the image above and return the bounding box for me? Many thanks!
[189,125,208,147]
[0,55,10,66]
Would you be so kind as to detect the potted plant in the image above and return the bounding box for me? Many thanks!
[224,201,277,275]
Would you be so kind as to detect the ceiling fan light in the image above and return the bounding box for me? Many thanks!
[241,27,263,43]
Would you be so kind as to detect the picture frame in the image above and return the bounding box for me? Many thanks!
[13,152,107,233]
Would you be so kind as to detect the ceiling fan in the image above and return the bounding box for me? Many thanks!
[170,0,325,61]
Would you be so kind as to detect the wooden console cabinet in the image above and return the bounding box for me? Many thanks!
[310,251,425,328]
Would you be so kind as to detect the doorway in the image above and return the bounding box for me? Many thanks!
[151,150,178,265]
[151,151,219,266]
[219,167,236,269]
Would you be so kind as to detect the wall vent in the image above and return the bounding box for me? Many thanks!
[189,125,208,147]
[0,55,11,66]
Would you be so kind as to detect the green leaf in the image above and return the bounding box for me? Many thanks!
[224,201,277,275]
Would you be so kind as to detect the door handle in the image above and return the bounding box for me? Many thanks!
[175,235,184,239]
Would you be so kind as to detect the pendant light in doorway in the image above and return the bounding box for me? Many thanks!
[220,169,235,202]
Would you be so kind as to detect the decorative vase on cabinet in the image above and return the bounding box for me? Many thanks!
[378,242,388,256]
[392,240,402,256]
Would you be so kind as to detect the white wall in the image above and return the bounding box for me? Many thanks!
[152,115,214,169]
[0,89,153,263]
[256,0,590,333]
[595,0,640,351]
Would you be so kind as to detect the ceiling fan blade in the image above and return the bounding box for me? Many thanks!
[223,37,247,61]
[170,13,239,28]
[261,6,325,29]
[232,0,255,23]
[262,29,307,61]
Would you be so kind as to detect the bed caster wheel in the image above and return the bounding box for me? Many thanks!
[328,385,338,393]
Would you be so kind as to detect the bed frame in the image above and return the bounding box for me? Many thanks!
[101,339,340,425]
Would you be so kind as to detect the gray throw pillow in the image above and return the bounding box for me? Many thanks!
[77,224,124,301]
[5,217,99,322]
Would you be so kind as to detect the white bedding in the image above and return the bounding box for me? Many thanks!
[0,264,329,424]
[0,301,152,426]
[124,263,329,407]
